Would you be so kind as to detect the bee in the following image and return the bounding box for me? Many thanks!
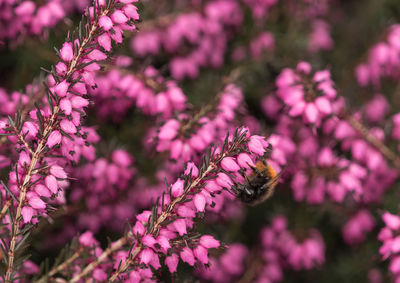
[236,160,283,206]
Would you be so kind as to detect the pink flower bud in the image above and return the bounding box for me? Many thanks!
[112,150,133,167]
[383,212,400,230]
[194,194,206,212]
[60,42,74,62]
[45,175,58,194]
[221,157,240,172]
[200,235,220,249]
[79,231,97,247]
[158,119,179,140]
[140,248,154,265]
[15,1,35,16]
[315,97,332,115]
[34,184,51,198]
[98,33,112,51]
[21,207,34,223]
[60,98,72,115]
[50,165,67,179]
[56,62,67,75]
[184,162,199,177]
[216,173,233,188]
[111,10,128,24]
[171,179,184,197]
[28,196,46,210]
[47,131,61,148]
[248,136,267,156]
[304,103,318,123]
[193,245,208,264]
[18,151,31,167]
[177,205,196,218]
[156,236,171,253]
[123,4,140,20]
[87,49,107,61]
[170,139,183,159]
[54,80,69,97]
[99,15,113,31]
[137,211,152,222]
[132,221,145,236]
[165,254,179,273]
[389,256,400,274]
[142,235,157,248]
[237,153,255,169]
[180,247,196,267]
[173,218,187,236]
[71,96,89,108]
[60,119,77,134]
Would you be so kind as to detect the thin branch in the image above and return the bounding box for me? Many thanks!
[346,114,400,170]
[35,247,84,283]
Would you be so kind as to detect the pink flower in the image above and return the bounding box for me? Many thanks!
[47,131,62,148]
[54,80,69,97]
[28,196,46,210]
[185,162,199,177]
[173,219,187,236]
[221,157,240,172]
[383,212,400,230]
[216,173,233,188]
[21,207,35,223]
[180,247,195,266]
[194,245,209,264]
[390,256,400,274]
[165,254,179,273]
[194,194,206,212]
[171,179,184,197]
[50,166,67,179]
[60,119,77,134]
[111,10,128,24]
[45,175,58,194]
[79,231,98,247]
[60,42,74,62]
[200,235,220,249]
[248,135,267,156]
[158,119,179,140]
[99,15,113,31]
[140,248,154,265]
[237,153,255,169]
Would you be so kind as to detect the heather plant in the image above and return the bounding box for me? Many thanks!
[2,0,400,282]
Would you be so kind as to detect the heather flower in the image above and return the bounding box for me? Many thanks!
[276,61,338,126]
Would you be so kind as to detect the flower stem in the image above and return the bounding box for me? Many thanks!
[346,114,400,170]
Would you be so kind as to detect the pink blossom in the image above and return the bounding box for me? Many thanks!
[165,254,179,273]
[60,42,74,62]
[180,247,195,266]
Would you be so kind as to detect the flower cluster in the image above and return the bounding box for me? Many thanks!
[260,216,325,275]
[275,61,338,126]
[0,0,140,280]
[60,128,274,282]
[342,210,375,245]
[2,0,400,282]
[197,215,325,283]
[0,0,65,44]
[91,66,186,121]
[131,0,242,80]
[69,149,136,232]
[379,212,400,282]
[153,84,245,164]
[356,24,400,87]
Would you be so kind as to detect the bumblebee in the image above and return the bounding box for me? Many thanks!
[236,160,282,206]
